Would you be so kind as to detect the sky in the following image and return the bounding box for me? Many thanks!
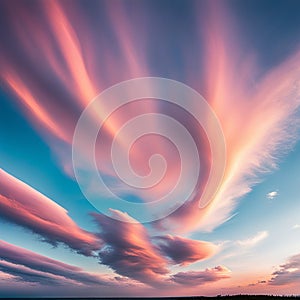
[0,0,300,297]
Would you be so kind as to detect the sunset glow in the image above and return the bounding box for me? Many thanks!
[0,0,300,297]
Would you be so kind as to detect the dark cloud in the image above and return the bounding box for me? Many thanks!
[92,210,169,286]
[0,240,112,286]
[155,235,216,265]
[171,266,231,286]
[247,280,267,287]
[269,253,300,286]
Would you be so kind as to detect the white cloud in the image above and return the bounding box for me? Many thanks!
[292,224,300,230]
[237,231,269,248]
[266,191,278,200]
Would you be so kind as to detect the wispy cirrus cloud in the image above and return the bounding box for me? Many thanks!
[0,1,298,295]
[157,3,300,233]
[0,168,101,256]
[1,0,300,239]
[237,231,269,248]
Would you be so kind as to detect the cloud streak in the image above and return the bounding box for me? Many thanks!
[158,2,300,233]
[269,253,300,286]
[155,235,217,265]
[0,167,220,286]
[237,231,269,248]
[0,169,101,255]
[171,266,231,286]
[92,210,221,286]
[0,1,299,295]
[0,240,112,286]
[1,0,300,237]
[93,210,169,286]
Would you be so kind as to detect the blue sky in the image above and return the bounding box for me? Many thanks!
[0,0,300,297]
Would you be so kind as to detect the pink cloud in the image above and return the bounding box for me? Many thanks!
[0,240,113,286]
[4,0,297,237]
[269,253,300,286]
[171,266,231,286]
[156,3,300,233]
[0,168,101,255]
[92,210,222,286]
[155,235,217,265]
[0,167,220,286]
[92,210,169,286]
[0,260,74,286]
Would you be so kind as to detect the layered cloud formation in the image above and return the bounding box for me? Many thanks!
[93,210,218,286]
[0,241,113,286]
[270,253,300,286]
[0,0,299,296]
[0,168,219,287]
[0,239,231,294]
